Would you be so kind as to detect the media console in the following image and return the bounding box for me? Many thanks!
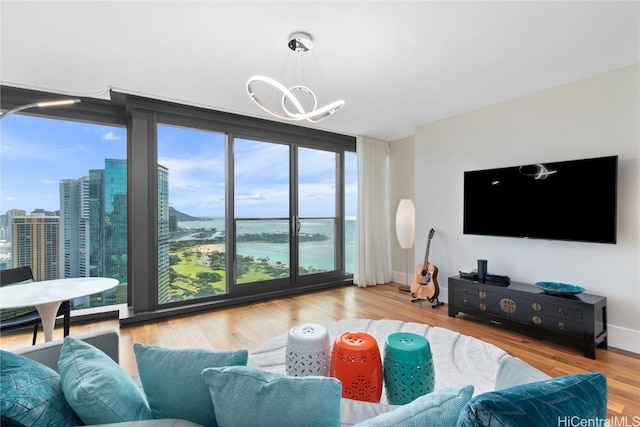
[448,276,607,359]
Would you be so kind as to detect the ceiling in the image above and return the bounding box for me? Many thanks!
[1,1,638,141]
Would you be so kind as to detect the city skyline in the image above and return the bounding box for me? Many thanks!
[1,115,357,218]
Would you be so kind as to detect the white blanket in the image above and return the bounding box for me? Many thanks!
[249,318,510,401]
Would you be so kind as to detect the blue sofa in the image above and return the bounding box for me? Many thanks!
[1,330,607,427]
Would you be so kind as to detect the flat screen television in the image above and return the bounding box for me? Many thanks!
[463,155,618,244]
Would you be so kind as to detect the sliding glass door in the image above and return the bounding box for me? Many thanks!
[297,147,338,276]
[157,124,227,304]
[232,140,346,290]
[150,108,355,308]
[233,138,291,285]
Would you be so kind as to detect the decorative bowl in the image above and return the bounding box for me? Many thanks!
[535,281,585,296]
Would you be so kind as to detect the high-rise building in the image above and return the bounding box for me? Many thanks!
[103,159,127,290]
[30,208,55,216]
[12,214,60,281]
[5,209,26,244]
[88,169,105,278]
[60,177,90,279]
[0,214,7,241]
[52,158,168,308]
[60,178,91,307]
[157,165,170,304]
[60,159,129,308]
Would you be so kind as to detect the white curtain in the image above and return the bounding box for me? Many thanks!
[354,136,392,287]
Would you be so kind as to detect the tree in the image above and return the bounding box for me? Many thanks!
[209,251,225,270]
[196,271,223,284]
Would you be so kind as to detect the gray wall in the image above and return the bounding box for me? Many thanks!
[391,64,639,353]
[390,136,415,287]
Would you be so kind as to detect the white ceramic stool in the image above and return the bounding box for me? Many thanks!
[285,323,331,376]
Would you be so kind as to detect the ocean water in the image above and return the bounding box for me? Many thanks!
[177,218,356,272]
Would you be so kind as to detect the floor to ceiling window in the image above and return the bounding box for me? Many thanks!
[2,87,355,321]
[297,147,338,276]
[233,138,291,285]
[157,124,227,304]
[0,113,128,309]
[151,117,355,309]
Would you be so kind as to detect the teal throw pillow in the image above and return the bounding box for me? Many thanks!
[0,350,82,426]
[134,343,248,427]
[202,365,342,427]
[354,385,474,427]
[58,336,153,424]
[457,373,607,427]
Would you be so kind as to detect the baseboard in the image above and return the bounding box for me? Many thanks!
[392,270,413,288]
[607,324,640,354]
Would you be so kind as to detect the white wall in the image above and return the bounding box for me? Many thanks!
[390,136,415,287]
[409,64,639,353]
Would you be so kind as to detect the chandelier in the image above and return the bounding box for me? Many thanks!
[246,32,345,123]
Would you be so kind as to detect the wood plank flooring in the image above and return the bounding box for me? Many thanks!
[1,282,638,419]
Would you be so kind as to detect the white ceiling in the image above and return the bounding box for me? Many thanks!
[1,1,638,141]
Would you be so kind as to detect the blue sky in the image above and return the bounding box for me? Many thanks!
[1,115,357,218]
[1,115,126,213]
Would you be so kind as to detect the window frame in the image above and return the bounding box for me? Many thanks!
[1,86,356,324]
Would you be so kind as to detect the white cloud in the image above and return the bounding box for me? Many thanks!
[235,194,266,201]
[103,132,120,141]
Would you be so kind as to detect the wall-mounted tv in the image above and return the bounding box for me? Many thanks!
[463,155,618,244]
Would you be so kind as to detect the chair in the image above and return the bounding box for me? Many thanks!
[0,266,70,345]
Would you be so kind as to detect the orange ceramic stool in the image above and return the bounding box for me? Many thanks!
[329,332,382,402]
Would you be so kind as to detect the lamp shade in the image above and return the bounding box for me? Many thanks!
[395,199,415,249]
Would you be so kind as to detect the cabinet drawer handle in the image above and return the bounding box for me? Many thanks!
[558,322,565,330]
[500,298,516,314]
[490,320,502,325]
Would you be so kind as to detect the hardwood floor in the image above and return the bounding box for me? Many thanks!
[1,282,638,419]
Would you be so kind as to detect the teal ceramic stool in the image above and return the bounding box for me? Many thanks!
[383,332,435,405]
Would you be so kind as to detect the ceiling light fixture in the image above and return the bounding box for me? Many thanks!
[246,32,345,123]
[0,99,81,119]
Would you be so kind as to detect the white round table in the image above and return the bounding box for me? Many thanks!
[0,277,119,342]
[250,318,511,400]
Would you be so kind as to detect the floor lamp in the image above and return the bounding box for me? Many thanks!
[395,199,415,292]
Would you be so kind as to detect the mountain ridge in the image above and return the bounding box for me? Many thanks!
[169,206,200,221]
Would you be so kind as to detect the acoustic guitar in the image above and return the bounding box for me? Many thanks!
[410,229,440,303]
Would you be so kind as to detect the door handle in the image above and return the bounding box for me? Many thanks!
[292,216,301,236]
